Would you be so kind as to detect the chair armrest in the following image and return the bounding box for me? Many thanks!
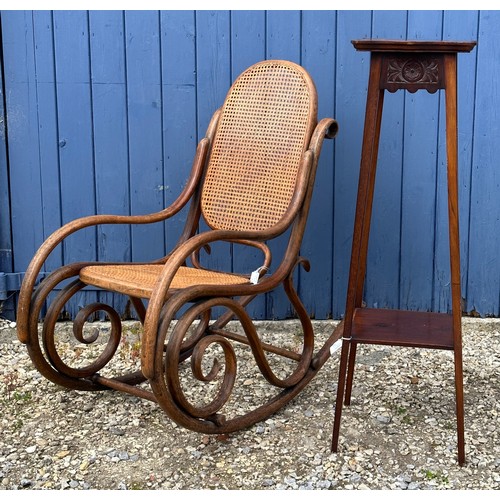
[16,137,210,338]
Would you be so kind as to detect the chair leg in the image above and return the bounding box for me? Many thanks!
[344,342,357,405]
[130,296,146,324]
[331,338,351,452]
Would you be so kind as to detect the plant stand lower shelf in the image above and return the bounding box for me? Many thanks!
[350,308,454,350]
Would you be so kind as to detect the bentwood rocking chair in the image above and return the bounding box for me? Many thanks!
[17,60,341,434]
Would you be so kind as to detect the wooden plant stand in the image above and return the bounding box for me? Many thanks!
[331,40,476,465]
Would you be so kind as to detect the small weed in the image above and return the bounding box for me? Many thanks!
[126,323,143,337]
[129,340,141,362]
[402,414,412,424]
[2,372,32,404]
[423,470,438,480]
[421,469,449,484]
[2,371,32,430]
[13,391,32,402]
[2,371,20,400]
[394,405,412,425]
[119,335,142,363]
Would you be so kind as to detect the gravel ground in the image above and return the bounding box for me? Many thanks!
[0,316,499,491]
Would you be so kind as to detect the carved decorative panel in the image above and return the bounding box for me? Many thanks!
[381,54,445,93]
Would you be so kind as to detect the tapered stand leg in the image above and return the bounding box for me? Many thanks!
[344,343,357,405]
[331,339,351,452]
[444,53,466,465]
[331,54,384,452]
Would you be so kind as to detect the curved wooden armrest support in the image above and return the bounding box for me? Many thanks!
[16,137,210,342]
[231,240,272,275]
[189,243,212,270]
[190,239,272,276]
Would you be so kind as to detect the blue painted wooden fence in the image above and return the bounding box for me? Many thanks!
[0,10,498,320]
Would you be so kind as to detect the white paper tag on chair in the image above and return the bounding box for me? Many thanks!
[330,339,343,355]
[250,266,268,285]
[250,270,260,284]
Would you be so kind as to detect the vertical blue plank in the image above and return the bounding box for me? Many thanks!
[230,10,267,319]
[125,11,165,262]
[231,11,265,76]
[332,10,372,319]
[53,11,97,269]
[53,10,98,317]
[89,10,131,316]
[89,10,130,262]
[364,10,407,311]
[266,10,301,63]
[399,11,443,311]
[265,10,301,319]
[467,11,500,316]
[301,10,336,319]
[433,11,479,313]
[195,10,232,276]
[1,11,44,272]
[160,10,197,252]
[196,11,231,137]
[32,11,63,272]
[0,19,14,317]
[0,24,12,273]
